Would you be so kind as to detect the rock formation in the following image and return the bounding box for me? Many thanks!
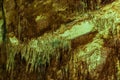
[0,0,120,80]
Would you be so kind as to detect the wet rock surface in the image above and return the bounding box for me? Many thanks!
[0,0,120,80]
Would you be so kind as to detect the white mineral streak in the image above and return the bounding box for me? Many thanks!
[60,21,94,40]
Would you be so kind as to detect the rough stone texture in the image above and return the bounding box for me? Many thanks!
[0,0,120,80]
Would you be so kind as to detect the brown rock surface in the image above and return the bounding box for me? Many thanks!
[0,0,120,80]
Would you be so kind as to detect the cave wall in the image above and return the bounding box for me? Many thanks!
[3,0,115,41]
[1,0,120,80]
